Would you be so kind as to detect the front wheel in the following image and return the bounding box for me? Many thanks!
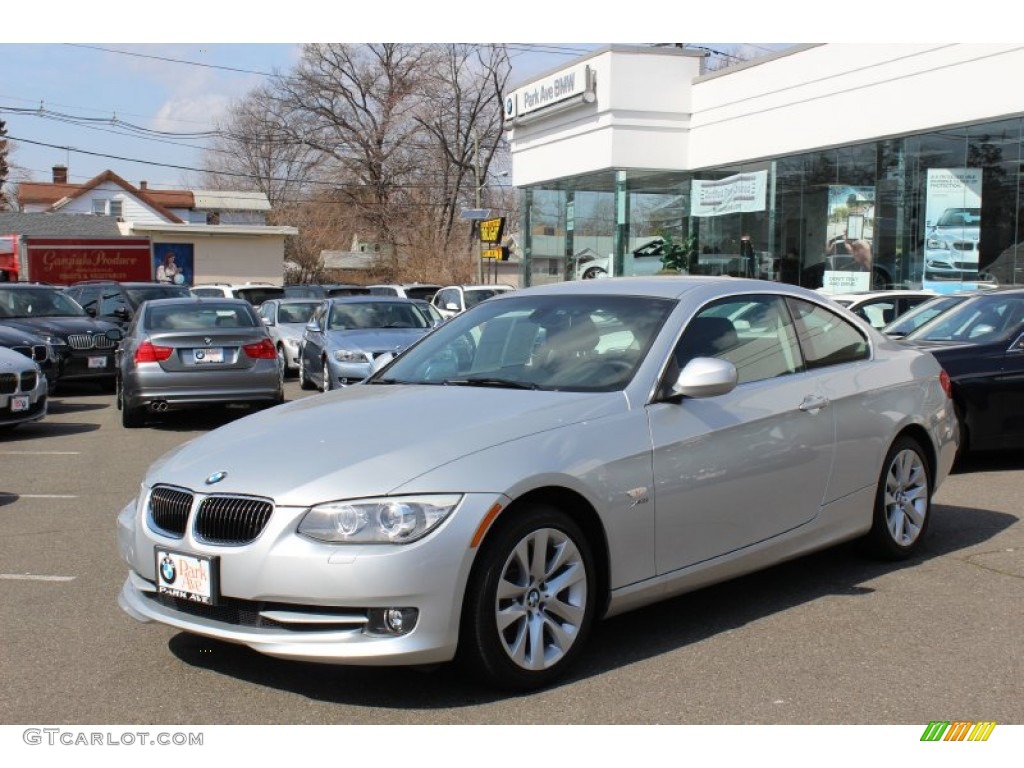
[459,504,596,691]
[862,436,931,560]
[299,354,315,391]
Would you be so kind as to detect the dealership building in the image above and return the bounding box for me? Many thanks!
[503,44,1024,292]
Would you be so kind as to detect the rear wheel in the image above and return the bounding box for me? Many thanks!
[459,504,596,691]
[118,379,145,428]
[862,436,931,560]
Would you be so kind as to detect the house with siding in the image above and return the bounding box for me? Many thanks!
[16,166,297,285]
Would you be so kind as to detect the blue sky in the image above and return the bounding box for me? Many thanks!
[3,1,956,192]
[1,42,607,189]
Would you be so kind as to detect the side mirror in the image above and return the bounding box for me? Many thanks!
[305,320,320,332]
[262,316,274,326]
[105,328,124,342]
[113,307,131,319]
[670,357,737,399]
[85,307,97,317]
[371,351,395,374]
[445,302,459,312]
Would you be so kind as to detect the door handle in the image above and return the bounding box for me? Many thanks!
[799,395,829,413]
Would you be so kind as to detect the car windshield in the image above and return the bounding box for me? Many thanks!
[328,301,432,331]
[0,287,88,318]
[124,286,192,305]
[904,294,1024,343]
[935,208,981,227]
[373,294,675,392]
[882,295,966,337]
[277,302,320,324]
[404,286,440,301]
[145,303,258,331]
[464,288,508,309]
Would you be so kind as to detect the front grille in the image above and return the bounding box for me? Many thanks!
[144,591,366,631]
[953,241,977,252]
[11,344,48,363]
[21,371,38,392]
[195,495,273,545]
[149,486,194,538]
[0,373,16,395]
[66,334,116,351]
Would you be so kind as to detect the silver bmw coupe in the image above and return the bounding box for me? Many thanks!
[117,277,958,690]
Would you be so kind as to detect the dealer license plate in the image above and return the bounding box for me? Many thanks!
[88,356,108,369]
[192,348,224,364]
[155,548,218,605]
[11,395,30,412]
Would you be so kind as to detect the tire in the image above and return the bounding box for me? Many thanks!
[459,504,596,691]
[321,358,332,392]
[117,376,146,428]
[299,354,315,391]
[862,436,931,560]
[277,345,290,381]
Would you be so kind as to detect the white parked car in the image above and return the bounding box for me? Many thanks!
[431,284,515,319]
[117,276,958,691]
[0,346,48,430]
[824,290,938,330]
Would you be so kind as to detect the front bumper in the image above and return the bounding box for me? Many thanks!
[117,490,504,665]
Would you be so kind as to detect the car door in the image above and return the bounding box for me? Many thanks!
[648,294,836,575]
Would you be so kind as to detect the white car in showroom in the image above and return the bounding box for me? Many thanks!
[117,276,958,691]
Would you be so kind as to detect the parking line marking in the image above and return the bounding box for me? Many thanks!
[0,574,76,582]
[0,494,78,499]
[0,451,81,455]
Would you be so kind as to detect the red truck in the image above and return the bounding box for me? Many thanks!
[0,236,153,284]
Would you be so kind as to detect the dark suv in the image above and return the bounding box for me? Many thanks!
[0,284,123,391]
[64,281,193,330]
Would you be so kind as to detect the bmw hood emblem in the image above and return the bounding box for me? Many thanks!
[205,471,228,485]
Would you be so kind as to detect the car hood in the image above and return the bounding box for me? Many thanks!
[145,385,622,504]
[0,325,47,345]
[1,316,118,337]
[325,327,430,352]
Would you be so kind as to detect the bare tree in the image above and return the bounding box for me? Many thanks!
[199,82,323,210]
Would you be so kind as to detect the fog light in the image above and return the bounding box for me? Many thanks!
[367,607,419,636]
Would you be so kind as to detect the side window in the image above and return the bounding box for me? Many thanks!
[673,295,802,385]
[788,298,869,369]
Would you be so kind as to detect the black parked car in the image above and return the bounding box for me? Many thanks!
[902,287,1024,454]
[63,281,193,330]
[0,284,122,392]
[0,323,56,392]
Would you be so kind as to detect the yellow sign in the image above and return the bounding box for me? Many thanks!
[481,248,504,260]
[479,217,505,244]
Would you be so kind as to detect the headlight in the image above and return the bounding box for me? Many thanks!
[333,349,368,363]
[298,494,462,544]
[926,238,950,250]
[42,335,68,348]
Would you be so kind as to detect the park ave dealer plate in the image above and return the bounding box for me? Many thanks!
[155,548,219,605]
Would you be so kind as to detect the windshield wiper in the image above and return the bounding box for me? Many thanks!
[442,377,539,390]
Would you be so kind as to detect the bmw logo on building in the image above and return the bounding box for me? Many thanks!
[504,95,516,119]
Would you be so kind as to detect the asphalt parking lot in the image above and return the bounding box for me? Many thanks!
[0,379,1021,725]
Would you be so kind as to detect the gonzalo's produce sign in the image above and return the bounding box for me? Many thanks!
[25,238,153,284]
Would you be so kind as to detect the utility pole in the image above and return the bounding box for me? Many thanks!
[474,132,484,284]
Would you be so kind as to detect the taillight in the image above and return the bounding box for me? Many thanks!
[243,339,277,360]
[135,341,173,363]
[939,369,953,399]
